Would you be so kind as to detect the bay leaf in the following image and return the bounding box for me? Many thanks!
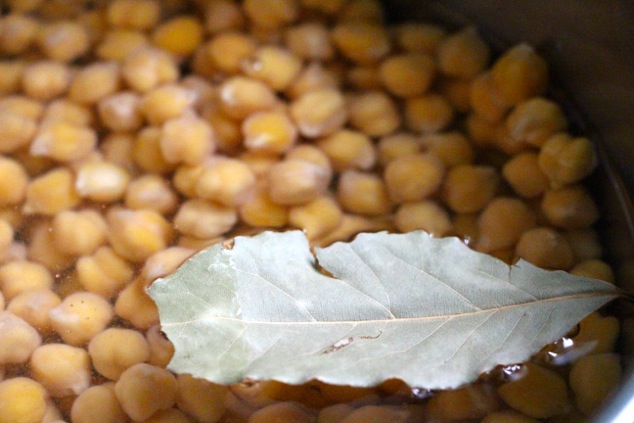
[147,230,620,389]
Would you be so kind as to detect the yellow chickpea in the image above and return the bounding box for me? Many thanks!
[491,43,549,106]
[219,76,278,120]
[0,60,25,95]
[515,227,574,270]
[317,129,377,171]
[37,20,90,62]
[30,121,97,163]
[152,16,204,57]
[140,247,194,286]
[502,152,549,199]
[30,343,91,397]
[122,47,179,93]
[76,246,134,299]
[174,199,238,239]
[26,219,75,272]
[0,377,49,423]
[285,62,340,100]
[394,201,452,236]
[52,210,107,257]
[88,328,150,381]
[377,133,421,165]
[243,0,298,29]
[437,77,473,113]
[96,29,150,61]
[0,14,38,55]
[125,174,179,215]
[395,22,446,54]
[250,402,317,423]
[242,46,303,91]
[538,133,596,188]
[146,324,175,368]
[470,72,507,123]
[176,374,229,423]
[106,0,161,30]
[574,312,620,355]
[571,259,615,283]
[115,278,159,330]
[100,133,135,170]
[405,94,454,133]
[0,219,13,259]
[506,97,567,147]
[70,382,127,423]
[425,384,501,422]
[289,196,342,240]
[242,110,298,154]
[141,408,194,423]
[0,156,28,206]
[346,66,383,91]
[114,363,178,421]
[437,27,490,79]
[48,291,113,346]
[331,22,391,65]
[202,106,243,154]
[379,53,436,98]
[21,61,71,101]
[337,170,392,216]
[195,159,256,207]
[0,109,38,154]
[75,160,131,203]
[384,153,445,203]
[0,259,53,301]
[563,229,602,262]
[268,159,332,205]
[0,310,42,365]
[340,0,384,22]
[477,197,537,252]
[285,22,334,61]
[541,185,599,229]
[98,91,143,132]
[348,91,401,137]
[107,207,174,263]
[421,132,475,168]
[141,84,196,125]
[7,289,61,334]
[290,88,348,138]
[133,126,177,174]
[239,188,289,228]
[24,167,81,215]
[205,31,257,75]
[160,114,216,165]
[42,99,94,128]
[204,0,245,34]
[443,165,500,213]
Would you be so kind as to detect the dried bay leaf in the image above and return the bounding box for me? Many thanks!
[147,230,620,389]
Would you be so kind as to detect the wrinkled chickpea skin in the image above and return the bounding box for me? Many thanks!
[0,0,616,421]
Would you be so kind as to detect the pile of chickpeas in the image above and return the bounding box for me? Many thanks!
[0,0,623,422]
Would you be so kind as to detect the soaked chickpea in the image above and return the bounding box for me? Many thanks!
[0,3,617,422]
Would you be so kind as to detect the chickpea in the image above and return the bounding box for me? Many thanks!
[205,32,257,75]
[142,408,195,423]
[563,229,602,262]
[69,62,121,105]
[101,133,135,170]
[70,382,127,423]
[75,160,131,203]
[141,84,196,125]
[346,66,383,91]
[30,343,91,397]
[96,29,150,61]
[318,404,356,423]
[438,77,472,113]
[243,110,298,154]
[317,130,377,171]
[76,246,134,299]
[470,72,507,123]
[424,385,501,421]
[195,159,256,207]
[541,185,599,229]
[146,324,175,369]
[497,363,571,418]
[152,16,204,57]
[502,152,549,199]
[394,201,452,236]
[341,405,411,423]
[242,46,303,91]
[176,374,229,423]
[106,207,174,263]
[0,260,53,301]
[538,133,596,188]
[377,133,421,165]
[30,121,97,163]
[405,94,454,133]
[0,377,49,423]
[98,91,143,132]
[395,23,446,54]
[574,312,620,355]
[114,363,178,422]
[52,210,107,257]
[285,62,340,100]
[133,126,177,174]
[0,109,38,154]
[89,328,150,381]
[340,0,384,22]
[348,91,401,137]
[203,106,243,154]
[337,170,391,216]
[49,291,113,346]
[289,196,342,240]
[250,402,316,423]
[125,174,179,215]
[239,189,289,228]
[160,114,216,165]
[515,227,574,270]
[285,22,334,61]
[37,21,90,62]
[437,27,490,79]
[491,43,548,106]
[443,165,500,213]
[465,113,499,148]
[22,61,71,101]
[506,97,567,147]
[106,0,161,30]
[0,60,25,95]
[0,311,41,365]
[7,289,61,334]
[0,14,38,55]
[115,279,159,330]
[477,197,536,252]
[219,76,278,120]
[331,22,391,65]
[141,247,194,284]
[42,99,94,127]
[204,0,245,34]
[571,259,615,283]
[174,199,238,239]
[384,153,445,203]
[0,95,43,119]
[122,47,179,93]
[0,156,28,206]
[421,132,475,168]
[268,159,331,206]
[482,411,539,423]
[379,54,435,98]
